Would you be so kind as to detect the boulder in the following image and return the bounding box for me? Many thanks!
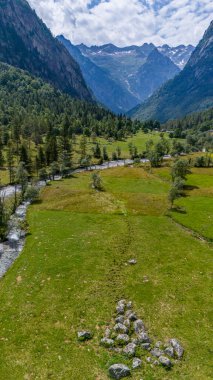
[134,319,145,333]
[77,331,93,341]
[137,332,151,344]
[164,346,175,358]
[105,328,111,338]
[123,343,136,357]
[132,357,142,369]
[128,259,137,265]
[114,323,129,334]
[169,339,184,359]
[123,319,130,328]
[141,343,151,350]
[115,316,125,324]
[126,311,137,321]
[159,355,173,369]
[126,301,132,309]
[101,337,114,348]
[108,364,131,379]
[150,348,164,358]
[116,304,125,315]
[116,334,130,345]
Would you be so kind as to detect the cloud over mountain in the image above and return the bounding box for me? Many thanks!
[28,0,212,46]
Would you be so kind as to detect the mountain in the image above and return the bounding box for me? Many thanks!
[130,21,213,122]
[59,41,179,113]
[158,44,195,69]
[57,36,138,114]
[0,0,91,101]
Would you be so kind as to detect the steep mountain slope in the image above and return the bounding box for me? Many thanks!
[0,0,91,101]
[57,36,138,114]
[74,42,180,112]
[158,44,195,69]
[131,21,213,122]
[130,48,180,102]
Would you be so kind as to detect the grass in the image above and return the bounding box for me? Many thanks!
[0,167,212,379]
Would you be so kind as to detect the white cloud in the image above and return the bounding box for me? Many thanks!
[27,0,213,46]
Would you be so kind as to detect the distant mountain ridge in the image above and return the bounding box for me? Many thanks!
[0,0,92,101]
[158,44,195,69]
[59,38,184,113]
[130,21,213,122]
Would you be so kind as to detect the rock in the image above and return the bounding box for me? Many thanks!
[108,364,131,379]
[101,337,114,348]
[146,357,152,363]
[116,334,130,345]
[131,338,139,346]
[150,348,164,358]
[134,319,145,333]
[77,331,93,341]
[132,357,142,369]
[137,332,151,344]
[153,360,159,366]
[114,323,129,334]
[128,259,137,265]
[164,346,175,358]
[123,343,136,357]
[169,339,184,359]
[141,343,151,350]
[155,341,163,348]
[159,356,173,368]
[123,319,130,328]
[116,304,125,315]
[118,299,126,306]
[126,301,132,309]
[115,316,125,324]
[126,311,137,321]
[105,328,111,338]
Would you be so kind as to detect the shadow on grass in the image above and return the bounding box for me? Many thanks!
[171,206,187,214]
[184,185,199,191]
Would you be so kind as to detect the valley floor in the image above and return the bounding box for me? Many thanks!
[0,166,212,379]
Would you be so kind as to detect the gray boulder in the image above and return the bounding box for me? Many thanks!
[124,319,130,328]
[126,301,132,309]
[77,331,93,341]
[150,348,164,358]
[101,337,114,348]
[123,343,136,357]
[169,339,184,359]
[114,323,128,334]
[159,356,173,368]
[128,259,137,265]
[115,316,125,324]
[126,311,137,321]
[134,319,145,333]
[141,343,151,350]
[116,334,130,345]
[132,357,142,369]
[137,332,151,344]
[105,328,111,338]
[164,346,175,358]
[116,304,125,315]
[108,364,131,379]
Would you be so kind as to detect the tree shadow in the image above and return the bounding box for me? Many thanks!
[184,185,199,191]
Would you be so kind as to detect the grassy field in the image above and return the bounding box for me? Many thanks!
[0,166,212,379]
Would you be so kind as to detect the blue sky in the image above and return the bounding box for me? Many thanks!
[28,0,213,47]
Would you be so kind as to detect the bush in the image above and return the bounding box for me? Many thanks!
[24,186,40,202]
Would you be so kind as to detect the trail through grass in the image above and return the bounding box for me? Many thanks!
[0,167,212,379]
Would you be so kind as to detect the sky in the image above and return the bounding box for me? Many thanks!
[28,0,213,47]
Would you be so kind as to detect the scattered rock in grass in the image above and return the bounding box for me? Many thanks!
[155,341,163,348]
[137,332,152,344]
[108,364,131,379]
[153,360,159,366]
[123,343,136,357]
[123,319,130,328]
[114,323,129,334]
[126,311,137,321]
[105,328,111,338]
[159,356,173,369]
[101,338,114,348]
[116,334,130,345]
[164,346,175,358]
[116,304,125,315]
[77,331,93,341]
[146,357,152,363]
[132,357,142,369]
[169,339,184,359]
[134,319,145,333]
[126,301,132,309]
[115,316,125,324]
[128,259,137,265]
[141,343,151,350]
[150,348,164,358]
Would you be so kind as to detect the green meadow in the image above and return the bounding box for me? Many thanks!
[0,166,212,379]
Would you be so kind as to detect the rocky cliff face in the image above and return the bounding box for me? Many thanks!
[130,21,213,122]
[0,0,92,101]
